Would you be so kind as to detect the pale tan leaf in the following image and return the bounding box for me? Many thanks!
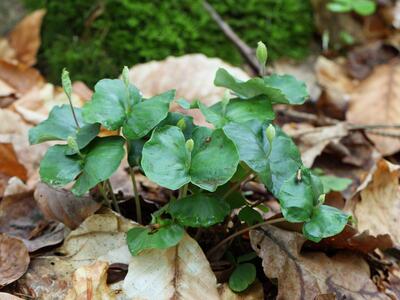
[218,281,264,300]
[8,9,46,67]
[0,292,24,300]
[0,143,27,197]
[0,38,16,63]
[250,225,389,300]
[34,182,101,229]
[349,159,400,245]
[0,79,15,97]
[0,234,30,288]
[347,61,400,155]
[64,261,115,300]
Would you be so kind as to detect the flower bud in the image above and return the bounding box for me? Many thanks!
[61,68,72,99]
[185,139,194,152]
[177,118,186,131]
[318,194,326,205]
[122,66,130,87]
[256,41,268,67]
[265,124,276,144]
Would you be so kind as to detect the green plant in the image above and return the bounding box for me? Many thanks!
[327,0,376,16]
[24,0,314,86]
[29,42,350,292]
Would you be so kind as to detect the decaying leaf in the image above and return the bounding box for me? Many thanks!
[250,225,389,300]
[348,159,400,245]
[34,182,101,229]
[0,191,64,252]
[0,293,24,300]
[0,143,27,196]
[283,122,349,167]
[0,234,30,288]
[64,261,114,300]
[218,281,264,300]
[347,61,400,156]
[8,9,46,67]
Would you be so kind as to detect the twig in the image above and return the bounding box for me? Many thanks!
[129,167,142,224]
[106,179,121,214]
[207,217,286,258]
[202,1,260,73]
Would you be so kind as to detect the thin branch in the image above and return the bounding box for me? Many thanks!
[202,1,260,73]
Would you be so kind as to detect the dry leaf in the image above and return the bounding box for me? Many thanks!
[72,81,93,101]
[0,234,29,288]
[218,281,264,300]
[347,61,400,156]
[283,122,349,167]
[3,176,29,197]
[0,143,27,196]
[349,159,400,245]
[8,9,46,67]
[34,182,101,229]
[0,38,16,63]
[250,225,389,300]
[0,293,24,300]
[64,261,114,300]
[0,191,64,252]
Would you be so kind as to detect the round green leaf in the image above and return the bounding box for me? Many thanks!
[72,136,125,195]
[29,105,99,147]
[141,126,191,190]
[303,205,350,243]
[39,145,82,187]
[159,112,197,139]
[214,68,308,105]
[123,90,175,139]
[238,206,263,226]
[168,194,230,227]
[278,170,315,223]
[126,223,185,256]
[229,263,257,292]
[190,128,239,191]
[352,0,376,16]
[326,2,352,13]
[319,175,352,193]
[82,79,141,130]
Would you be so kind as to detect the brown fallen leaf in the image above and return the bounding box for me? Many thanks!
[0,234,30,288]
[8,10,46,67]
[0,293,24,300]
[64,261,115,300]
[0,191,64,252]
[218,281,264,300]
[0,38,16,63]
[347,60,400,156]
[0,143,27,197]
[34,182,101,229]
[283,122,349,167]
[250,225,389,300]
[347,159,400,245]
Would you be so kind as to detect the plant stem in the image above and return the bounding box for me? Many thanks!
[207,217,285,258]
[106,179,121,214]
[66,93,80,129]
[222,170,252,200]
[129,167,142,224]
[98,183,110,208]
[178,184,188,199]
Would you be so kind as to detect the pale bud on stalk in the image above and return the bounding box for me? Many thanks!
[122,66,130,87]
[185,139,194,152]
[256,41,268,76]
[265,124,276,145]
[177,118,187,131]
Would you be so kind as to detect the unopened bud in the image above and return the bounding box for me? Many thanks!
[265,124,276,144]
[61,68,72,99]
[256,41,268,67]
[185,139,194,152]
[318,194,326,204]
[177,118,186,131]
[122,66,130,87]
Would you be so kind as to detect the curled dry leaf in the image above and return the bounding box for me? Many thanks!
[0,234,30,288]
[64,261,114,300]
[250,225,389,300]
[34,182,101,229]
[0,143,27,197]
[0,191,64,252]
[7,9,46,67]
[283,122,349,167]
[347,61,400,156]
[348,159,400,245]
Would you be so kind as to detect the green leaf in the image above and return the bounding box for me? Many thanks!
[29,105,100,148]
[237,252,257,264]
[199,97,274,128]
[214,68,308,105]
[168,194,230,227]
[238,206,263,226]
[122,90,175,139]
[126,223,185,256]
[319,175,352,193]
[229,263,257,292]
[278,169,316,223]
[141,126,239,192]
[176,98,191,109]
[39,145,81,186]
[141,126,191,190]
[303,205,350,242]
[158,112,196,139]
[72,136,125,195]
[327,2,352,13]
[127,139,146,167]
[82,79,141,130]
[352,0,376,16]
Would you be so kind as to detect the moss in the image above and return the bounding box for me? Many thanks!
[24,0,314,86]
